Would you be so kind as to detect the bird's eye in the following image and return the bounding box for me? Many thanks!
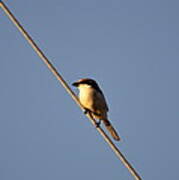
[89,80,94,85]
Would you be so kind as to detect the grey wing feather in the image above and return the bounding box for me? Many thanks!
[94,90,109,112]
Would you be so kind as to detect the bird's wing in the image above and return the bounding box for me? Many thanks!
[94,90,109,112]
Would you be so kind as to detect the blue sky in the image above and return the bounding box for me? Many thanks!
[0,0,179,179]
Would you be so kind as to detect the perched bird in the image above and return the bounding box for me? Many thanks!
[72,78,120,141]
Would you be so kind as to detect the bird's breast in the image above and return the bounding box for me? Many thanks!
[78,86,95,109]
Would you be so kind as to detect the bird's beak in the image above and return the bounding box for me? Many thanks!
[72,82,79,87]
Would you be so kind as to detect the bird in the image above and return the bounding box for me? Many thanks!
[72,78,120,141]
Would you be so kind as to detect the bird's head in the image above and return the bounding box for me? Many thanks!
[72,78,103,94]
[72,78,98,88]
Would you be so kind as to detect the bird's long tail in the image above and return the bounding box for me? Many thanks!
[103,119,120,141]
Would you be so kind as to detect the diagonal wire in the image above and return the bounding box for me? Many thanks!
[0,1,142,180]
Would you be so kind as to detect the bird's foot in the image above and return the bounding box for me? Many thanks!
[95,120,101,128]
[83,108,90,114]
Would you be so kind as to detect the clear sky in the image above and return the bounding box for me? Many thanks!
[0,0,178,179]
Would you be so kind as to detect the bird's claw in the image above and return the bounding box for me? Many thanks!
[95,120,101,128]
[83,109,101,128]
[84,108,90,114]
